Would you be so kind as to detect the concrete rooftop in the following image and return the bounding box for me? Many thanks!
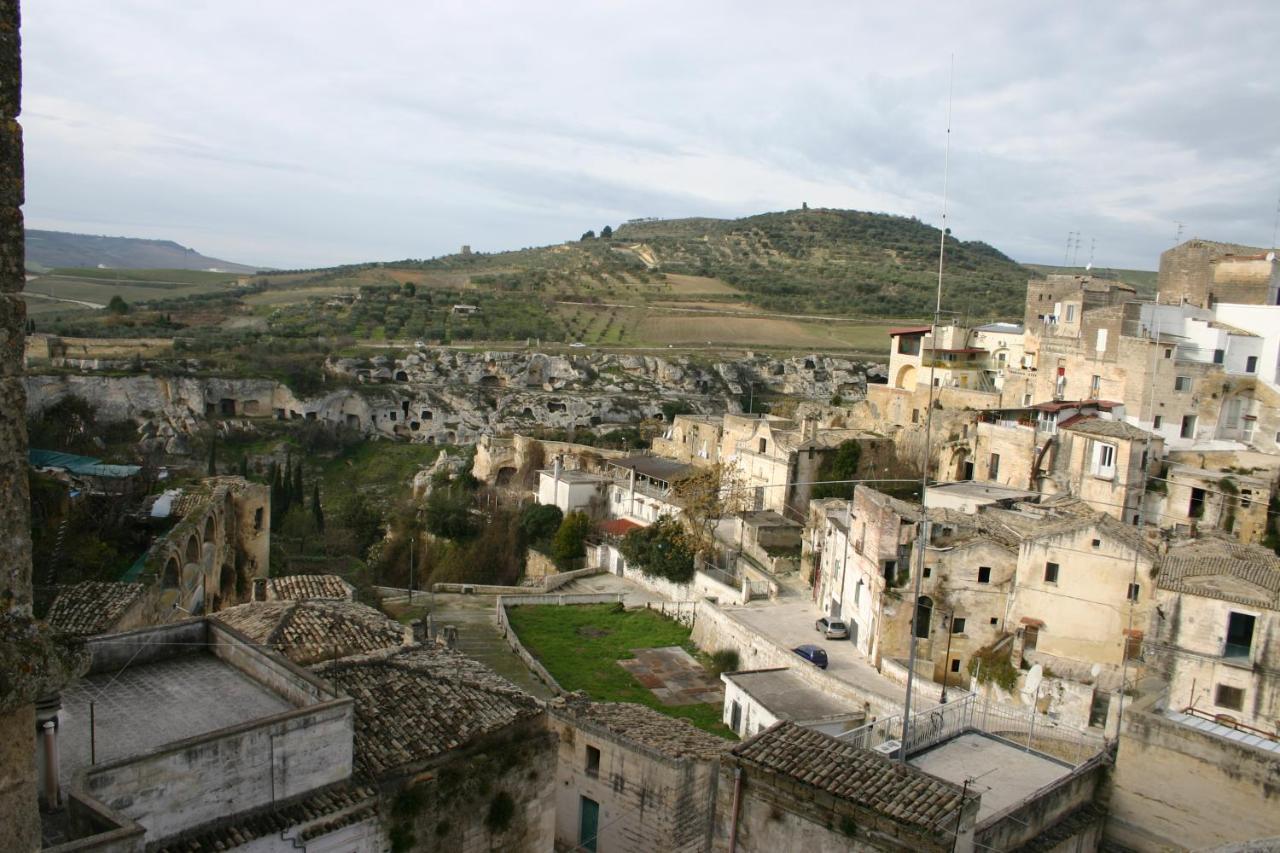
[724,668,859,723]
[59,651,296,777]
[908,733,1071,823]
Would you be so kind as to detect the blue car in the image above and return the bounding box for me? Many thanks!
[793,644,829,669]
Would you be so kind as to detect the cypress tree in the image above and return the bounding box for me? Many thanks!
[207,433,217,476]
[293,463,304,505]
[311,482,325,533]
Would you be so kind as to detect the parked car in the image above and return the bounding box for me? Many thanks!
[792,644,829,669]
[815,617,849,640]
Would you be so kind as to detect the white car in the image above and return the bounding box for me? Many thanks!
[570,342,586,348]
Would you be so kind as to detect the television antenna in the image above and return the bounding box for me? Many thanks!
[1174,221,1184,245]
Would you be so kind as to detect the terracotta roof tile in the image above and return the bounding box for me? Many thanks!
[551,698,728,760]
[152,783,378,852]
[46,582,145,636]
[732,722,963,832]
[1157,539,1280,609]
[267,574,354,601]
[212,600,405,666]
[313,645,543,779]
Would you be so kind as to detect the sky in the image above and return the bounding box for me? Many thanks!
[21,1,1280,270]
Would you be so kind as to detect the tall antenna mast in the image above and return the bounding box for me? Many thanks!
[1088,237,1096,269]
[1063,231,1073,268]
[901,54,953,762]
[1174,221,1184,245]
[1271,194,1279,249]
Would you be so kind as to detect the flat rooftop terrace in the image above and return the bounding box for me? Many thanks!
[725,668,860,723]
[60,651,296,778]
[908,732,1072,823]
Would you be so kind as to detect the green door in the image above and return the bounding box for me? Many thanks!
[579,796,599,852]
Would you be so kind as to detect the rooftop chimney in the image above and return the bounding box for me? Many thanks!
[405,619,426,646]
[252,577,268,602]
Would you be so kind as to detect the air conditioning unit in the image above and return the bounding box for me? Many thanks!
[873,740,902,757]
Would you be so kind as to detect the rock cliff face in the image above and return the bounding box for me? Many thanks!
[25,348,879,448]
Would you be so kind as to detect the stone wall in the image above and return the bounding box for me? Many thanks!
[1106,698,1280,849]
[547,706,719,852]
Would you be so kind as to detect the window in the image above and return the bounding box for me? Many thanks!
[922,566,931,578]
[1174,376,1192,392]
[585,745,601,777]
[883,560,897,583]
[1153,415,1163,429]
[914,596,933,639]
[1090,374,1101,396]
[1181,414,1197,439]
[1225,612,1255,659]
[1091,442,1117,479]
[253,508,264,532]
[1023,625,1039,651]
[1088,690,1111,728]
[1065,304,1076,322]
[952,617,966,634]
[1044,561,1059,584]
[1246,355,1258,373]
[1189,487,1206,519]
[990,617,999,626]
[758,438,767,453]
[1215,685,1245,712]
[1127,583,1140,602]
[1023,393,1032,406]
[1125,632,1144,661]
[898,335,921,355]
[989,453,1001,480]
[1095,328,1109,353]
[950,658,961,673]
[730,701,742,733]
[1164,347,1172,359]
[977,566,991,584]
[911,408,920,424]
[1213,348,1225,365]
[1091,538,1101,548]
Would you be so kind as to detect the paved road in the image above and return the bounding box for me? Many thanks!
[721,578,945,712]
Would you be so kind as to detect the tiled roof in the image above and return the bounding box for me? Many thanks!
[212,600,405,666]
[1059,416,1153,441]
[551,698,728,760]
[46,582,145,636]
[267,574,354,601]
[598,518,642,537]
[1157,539,1280,609]
[152,783,378,853]
[732,722,963,833]
[313,645,543,779]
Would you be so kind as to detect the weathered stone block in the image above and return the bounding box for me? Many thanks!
[0,205,21,292]
[0,291,24,374]
[0,119,21,207]
[0,2,19,121]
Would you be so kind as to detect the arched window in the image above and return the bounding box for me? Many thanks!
[914,596,933,639]
[162,557,180,589]
[185,536,200,565]
[203,515,216,544]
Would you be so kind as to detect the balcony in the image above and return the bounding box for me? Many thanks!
[1223,643,1252,662]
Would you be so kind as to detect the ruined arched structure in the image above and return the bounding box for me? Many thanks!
[145,477,270,618]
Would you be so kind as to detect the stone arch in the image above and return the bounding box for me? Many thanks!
[395,370,408,382]
[496,466,517,487]
[162,556,180,589]
[894,364,917,390]
[203,515,216,544]
[479,375,501,388]
[914,595,933,639]
[219,562,236,604]
[185,535,200,565]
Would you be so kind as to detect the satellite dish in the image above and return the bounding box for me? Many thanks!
[1023,664,1043,696]
[1085,262,1093,271]
[1267,252,1276,263]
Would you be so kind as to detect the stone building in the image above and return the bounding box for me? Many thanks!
[1157,238,1280,309]
[45,581,150,637]
[720,668,865,739]
[652,413,726,466]
[313,645,556,852]
[1148,537,1280,734]
[547,697,727,853]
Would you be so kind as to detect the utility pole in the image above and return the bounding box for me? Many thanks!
[940,611,954,703]
[409,536,415,605]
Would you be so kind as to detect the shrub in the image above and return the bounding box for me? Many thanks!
[710,649,740,675]
[619,516,695,583]
[551,511,591,567]
[485,791,516,834]
[967,643,1019,692]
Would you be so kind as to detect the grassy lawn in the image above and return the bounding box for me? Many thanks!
[505,603,735,738]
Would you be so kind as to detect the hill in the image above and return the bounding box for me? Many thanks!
[403,208,1035,320]
[25,229,261,274]
[1025,263,1157,298]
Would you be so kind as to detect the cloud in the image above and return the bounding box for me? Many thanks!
[18,0,1280,269]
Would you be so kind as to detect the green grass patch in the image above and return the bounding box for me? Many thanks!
[505,603,735,738]
[316,441,446,511]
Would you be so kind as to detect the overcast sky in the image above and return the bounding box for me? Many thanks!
[21,1,1280,270]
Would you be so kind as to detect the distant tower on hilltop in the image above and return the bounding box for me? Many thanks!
[460,245,472,256]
